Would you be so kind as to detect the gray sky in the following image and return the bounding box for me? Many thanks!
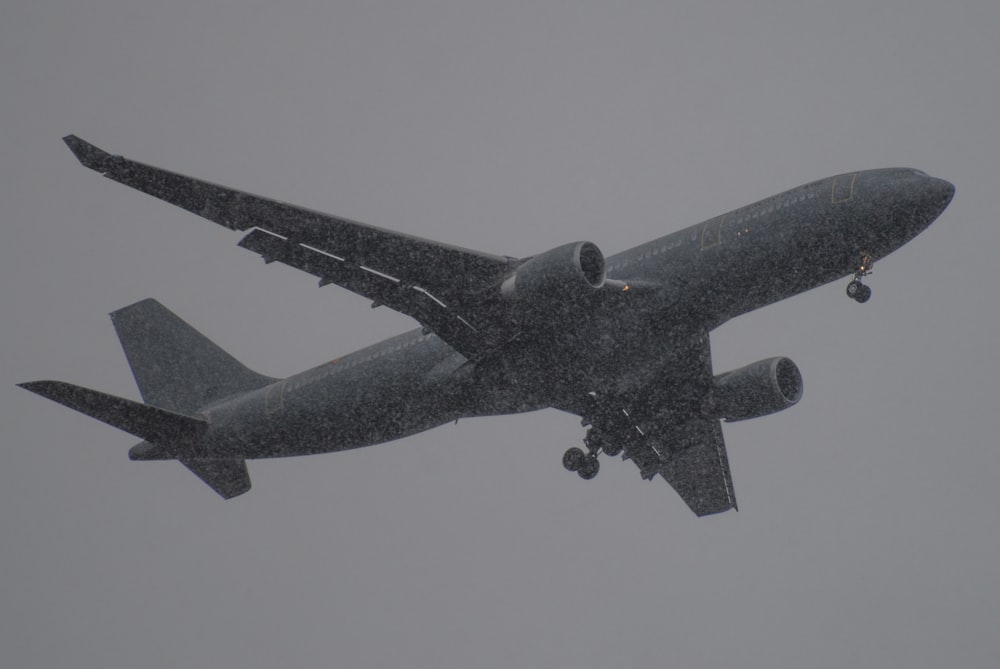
[2,1,998,667]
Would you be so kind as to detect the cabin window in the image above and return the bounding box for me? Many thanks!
[832,173,857,204]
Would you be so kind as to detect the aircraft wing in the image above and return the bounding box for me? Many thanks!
[571,331,737,516]
[654,418,737,516]
[63,135,516,359]
[581,401,737,516]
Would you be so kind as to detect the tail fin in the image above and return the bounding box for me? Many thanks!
[111,298,275,414]
[19,299,268,500]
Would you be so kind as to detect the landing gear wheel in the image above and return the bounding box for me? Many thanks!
[562,447,585,472]
[846,255,873,303]
[578,455,600,480]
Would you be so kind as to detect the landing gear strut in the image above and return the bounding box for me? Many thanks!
[846,255,873,303]
[586,427,622,457]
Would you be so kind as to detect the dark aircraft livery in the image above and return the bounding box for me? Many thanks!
[20,136,954,515]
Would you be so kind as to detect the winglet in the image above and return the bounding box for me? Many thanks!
[63,135,116,173]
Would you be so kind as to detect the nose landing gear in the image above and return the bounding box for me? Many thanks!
[846,255,873,303]
[846,280,871,303]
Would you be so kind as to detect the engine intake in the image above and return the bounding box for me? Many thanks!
[501,241,606,302]
[713,357,803,422]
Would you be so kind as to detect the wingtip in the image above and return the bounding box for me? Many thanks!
[109,297,161,321]
[221,480,252,500]
[18,379,63,396]
[63,134,114,172]
[17,380,64,402]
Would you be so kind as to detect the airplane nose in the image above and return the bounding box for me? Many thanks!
[927,176,955,203]
[871,171,955,252]
[922,176,955,219]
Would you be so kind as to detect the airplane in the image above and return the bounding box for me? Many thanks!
[19,136,955,516]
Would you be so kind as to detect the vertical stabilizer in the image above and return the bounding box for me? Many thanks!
[111,299,275,414]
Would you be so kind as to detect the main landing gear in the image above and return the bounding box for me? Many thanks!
[562,446,599,480]
[562,423,628,480]
[846,255,873,303]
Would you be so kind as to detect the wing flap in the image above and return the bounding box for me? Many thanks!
[237,228,483,357]
[588,409,737,517]
[649,418,737,517]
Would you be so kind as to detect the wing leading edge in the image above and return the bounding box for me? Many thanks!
[63,135,516,358]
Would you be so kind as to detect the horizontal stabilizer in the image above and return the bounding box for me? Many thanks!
[179,458,251,499]
[20,380,247,498]
[129,441,251,499]
[18,380,206,446]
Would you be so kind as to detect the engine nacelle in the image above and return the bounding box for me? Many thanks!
[713,357,803,422]
[501,241,606,303]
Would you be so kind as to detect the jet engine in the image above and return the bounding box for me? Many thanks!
[713,357,803,422]
[501,241,606,302]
